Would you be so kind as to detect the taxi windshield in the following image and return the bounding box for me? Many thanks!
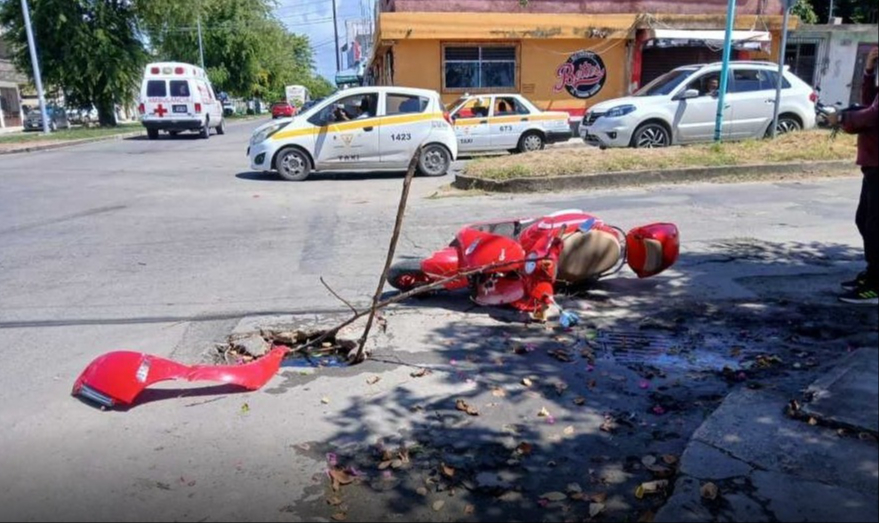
[446,97,468,113]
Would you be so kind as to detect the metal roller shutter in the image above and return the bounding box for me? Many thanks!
[641,47,723,85]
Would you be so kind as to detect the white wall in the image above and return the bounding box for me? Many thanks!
[796,26,877,107]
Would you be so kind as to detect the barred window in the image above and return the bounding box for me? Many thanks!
[444,46,516,91]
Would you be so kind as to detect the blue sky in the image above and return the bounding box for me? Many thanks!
[275,0,375,82]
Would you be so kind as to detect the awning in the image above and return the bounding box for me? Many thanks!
[648,29,772,44]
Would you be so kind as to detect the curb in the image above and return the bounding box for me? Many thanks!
[0,118,265,156]
[0,130,145,155]
[454,160,856,193]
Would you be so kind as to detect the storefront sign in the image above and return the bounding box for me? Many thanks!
[554,51,607,99]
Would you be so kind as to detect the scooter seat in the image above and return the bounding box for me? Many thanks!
[557,229,621,282]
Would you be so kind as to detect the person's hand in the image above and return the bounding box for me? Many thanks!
[867,47,879,74]
[825,111,840,128]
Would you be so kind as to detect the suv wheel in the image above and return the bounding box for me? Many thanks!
[774,116,802,136]
[632,123,670,148]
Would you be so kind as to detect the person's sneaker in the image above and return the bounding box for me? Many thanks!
[839,284,879,305]
[841,271,867,291]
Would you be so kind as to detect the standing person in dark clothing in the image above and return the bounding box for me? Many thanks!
[830,47,879,305]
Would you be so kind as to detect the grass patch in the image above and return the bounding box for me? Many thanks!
[0,123,141,144]
[465,131,857,180]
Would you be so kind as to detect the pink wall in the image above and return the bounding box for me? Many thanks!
[382,0,784,16]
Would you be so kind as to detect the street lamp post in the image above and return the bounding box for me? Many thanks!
[20,0,50,134]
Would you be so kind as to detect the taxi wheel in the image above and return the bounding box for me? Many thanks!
[275,147,312,181]
[418,144,451,177]
[518,132,545,153]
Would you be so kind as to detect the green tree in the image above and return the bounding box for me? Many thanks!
[791,0,818,24]
[809,0,878,23]
[303,75,336,100]
[0,0,146,126]
[138,0,327,101]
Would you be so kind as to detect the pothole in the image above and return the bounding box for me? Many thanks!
[215,328,357,370]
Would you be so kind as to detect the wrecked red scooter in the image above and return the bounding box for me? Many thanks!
[388,209,679,316]
[72,347,287,409]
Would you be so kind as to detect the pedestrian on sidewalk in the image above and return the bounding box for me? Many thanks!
[830,47,879,305]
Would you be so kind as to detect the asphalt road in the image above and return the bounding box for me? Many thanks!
[0,119,871,522]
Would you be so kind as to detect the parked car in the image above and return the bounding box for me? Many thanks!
[300,99,321,113]
[138,61,226,140]
[248,86,458,181]
[447,93,572,154]
[67,106,99,126]
[271,102,296,119]
[23,105,71,132]
[579,61,817,148]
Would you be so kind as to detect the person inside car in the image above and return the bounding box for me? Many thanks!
[704,76,720,97]
[333,97,373,121]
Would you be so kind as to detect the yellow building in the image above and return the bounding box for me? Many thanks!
[369,4,796,123]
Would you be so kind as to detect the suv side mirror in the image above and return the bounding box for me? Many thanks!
[674,89,700,101]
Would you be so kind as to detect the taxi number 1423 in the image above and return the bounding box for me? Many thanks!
[390,133,412,141]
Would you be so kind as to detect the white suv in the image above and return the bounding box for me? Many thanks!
[580,61,817,148]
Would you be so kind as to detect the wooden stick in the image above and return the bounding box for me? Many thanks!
[352,148,422,363]
[320,277,359,315]
[296,257,545,355]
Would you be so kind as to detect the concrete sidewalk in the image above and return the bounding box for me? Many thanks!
[657,349,879,523]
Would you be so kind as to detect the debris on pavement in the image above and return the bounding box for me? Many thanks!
[635,480,669,499]
[455,399,479,416]
[700,481,719,500]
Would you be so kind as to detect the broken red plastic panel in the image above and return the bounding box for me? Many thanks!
[72,347,287,409]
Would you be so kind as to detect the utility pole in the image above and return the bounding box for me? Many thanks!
[332,0,341,72]
[771,0,794,139]
[20,0,49,134]
[713,0,736,142]
[197,16,205,69]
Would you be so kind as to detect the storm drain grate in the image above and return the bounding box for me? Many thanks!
[596,330,746,372]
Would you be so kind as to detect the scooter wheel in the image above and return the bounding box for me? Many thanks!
[389,260,431,292]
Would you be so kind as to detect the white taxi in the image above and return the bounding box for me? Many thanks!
[447,94,572,154]
[248,87,458,181]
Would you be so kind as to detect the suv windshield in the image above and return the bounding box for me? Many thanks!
[635,69,697,97]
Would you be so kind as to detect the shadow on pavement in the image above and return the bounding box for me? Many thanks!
[277,239,877,522]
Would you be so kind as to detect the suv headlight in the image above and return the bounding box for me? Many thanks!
[251,122,287,145]
[605,105,637,118]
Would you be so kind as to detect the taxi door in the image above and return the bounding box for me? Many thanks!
[379,92,433,166]
[451,97,491,152]
[489,96,531,150]
[312,92,381,169]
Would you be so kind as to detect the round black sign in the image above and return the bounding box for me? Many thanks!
[554,51,608,100]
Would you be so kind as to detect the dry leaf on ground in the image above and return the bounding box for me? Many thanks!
[455,399,479,416]
[700,482,719,500]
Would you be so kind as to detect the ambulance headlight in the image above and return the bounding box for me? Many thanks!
[251,122,287,145]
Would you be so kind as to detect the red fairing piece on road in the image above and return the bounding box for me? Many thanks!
[388,210,679,315]
[72,347,286,409]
